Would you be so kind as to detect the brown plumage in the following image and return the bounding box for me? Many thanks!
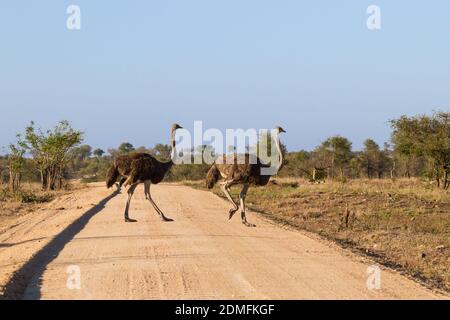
[206,126,286,227]
[106,124,182,222]
[107,153,173,188]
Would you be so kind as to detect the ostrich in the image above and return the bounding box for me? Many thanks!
[205,126,286,227]
[106,124,183,222]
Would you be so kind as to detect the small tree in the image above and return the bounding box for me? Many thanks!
[151,144,172,160]
[71,145,92,160]
[391,111,449,188]
[23,121,83,190]
[8,141,26,192]
[319,136,353,179]
[358,139,390,179]
[93,148,105,158]
[118,142,135,154]
[0,156,6,185]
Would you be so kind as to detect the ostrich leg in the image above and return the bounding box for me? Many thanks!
[220,181,239,220]
[239,184,256,227]
[144,180,150,200]
[115,177,127,191]
[144,181,174,222]
[124,183,138,222]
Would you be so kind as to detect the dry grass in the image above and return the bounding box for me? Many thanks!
[185,178,450,292]
[0,181,84,219]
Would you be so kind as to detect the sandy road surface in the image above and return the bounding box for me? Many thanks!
[0,183,446,300]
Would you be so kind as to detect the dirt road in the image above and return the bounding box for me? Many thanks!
[0,183,446,300]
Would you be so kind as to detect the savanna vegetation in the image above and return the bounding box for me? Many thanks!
[2,112,447,192]
[0,112,448,291]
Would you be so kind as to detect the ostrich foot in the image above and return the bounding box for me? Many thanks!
[125,217,138,223]
[160,215,174,222]
[229,208,239,220]
[243,221,256,228]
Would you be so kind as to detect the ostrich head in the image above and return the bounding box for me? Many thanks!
[275,126,286,134]
[171,123,183,132]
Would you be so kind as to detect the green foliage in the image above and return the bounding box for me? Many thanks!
[108,142,139,158]
[356,139,392,179]
[93,148,105,158]
[118,142,135,154]
[391,111,450,188]
[279,151,311,177]
[6,136,27,192]
[167,164,211,182]
[18,190,54,203]
[8,142,26,173]
[70,154,112,182]
[152,144,172,160]
[70,145,92,160]
[21,120,83,190]
[0,186,53,203]
[1,112,447,189]
[316,136,353,178]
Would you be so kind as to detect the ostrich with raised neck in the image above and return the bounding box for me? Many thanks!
[206,126,286,227]
[106,124,183,222]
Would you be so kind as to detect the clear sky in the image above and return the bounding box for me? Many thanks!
[0,1,449,153]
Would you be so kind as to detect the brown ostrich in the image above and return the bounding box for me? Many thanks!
[106,124,183,222]
[206,126,286,227]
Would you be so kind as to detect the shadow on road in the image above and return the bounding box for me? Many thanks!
[1,189,120,300]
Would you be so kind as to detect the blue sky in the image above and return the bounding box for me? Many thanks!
[0,1,449,153]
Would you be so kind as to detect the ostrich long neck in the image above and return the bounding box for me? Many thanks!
[160,129,177,173]
[170,128,177,164]
[274,132,284,172]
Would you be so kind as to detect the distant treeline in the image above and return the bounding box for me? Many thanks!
[0,111,449,192]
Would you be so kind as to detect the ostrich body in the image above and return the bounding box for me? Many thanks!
[205,126,286,227]
[106,124,182,222]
